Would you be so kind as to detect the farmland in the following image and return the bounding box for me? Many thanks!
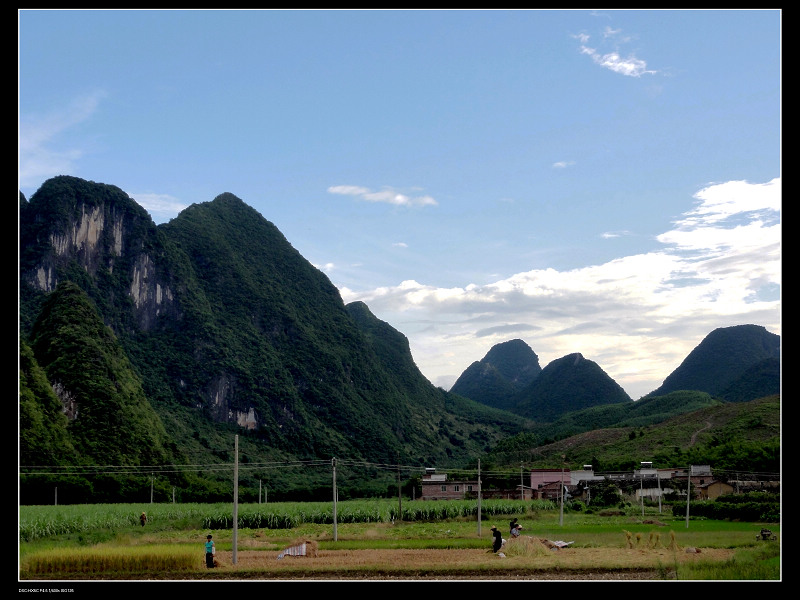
[18,499,781,582]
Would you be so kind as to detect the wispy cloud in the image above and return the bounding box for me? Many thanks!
[580,46,655,77]
[313,262,336,273]
[339,179,780,398]
[572,28,656,77]
[601,230,633,239]
[328,185,438,207]
[552,160,575,169]
[19,91,107,189]
[130,192,189,224]
[18,93,191,225]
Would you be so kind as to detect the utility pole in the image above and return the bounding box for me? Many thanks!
[233,435,238,564]
[520,463,524,501]
[685,465,692,528]
[559,455,565,526]
[640,470,644,517]
[477,459,482,537]
[150,473,154,504]
[397,459,402,522]
[657,471,662,513]
[332,458,338,541]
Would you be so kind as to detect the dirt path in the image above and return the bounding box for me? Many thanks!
[690,420,713,446]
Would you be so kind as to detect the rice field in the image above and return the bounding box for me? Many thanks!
[18,499,781,581]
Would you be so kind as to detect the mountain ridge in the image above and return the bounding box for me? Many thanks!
[19,177,527,498]
[18,176,780,501]
[452,324,780,421]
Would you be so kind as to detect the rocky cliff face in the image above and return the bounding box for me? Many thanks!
[19,177,332,438]
[26,202,122,292]
[20,176,178,333]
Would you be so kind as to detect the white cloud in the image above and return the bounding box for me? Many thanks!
[552,160,575,169]
[601,231,632,239]
[131,192,189,224]
[328,185,438,207]
[573,26,656,77]
[327,185,370,196]
[339,179,780,400]
[313,262,336,273]
[580,46,655,77]
[18,91,107,189]
[672,178,780,227]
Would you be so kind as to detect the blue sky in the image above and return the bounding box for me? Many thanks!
[19,9,781,400]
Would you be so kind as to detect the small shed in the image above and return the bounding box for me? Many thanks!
[697,480,735,500]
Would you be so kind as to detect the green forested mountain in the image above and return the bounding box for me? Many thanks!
[18,176,527,503]
[450,339,542,412]
[718,357,780,403]
[18,176,780,503]
[485,394,780,474]
[19,339,77,467]
[646,324,780,398]
[453,324,780,423]
[25,281,175,467]
[511,353,632,422]
[529,390,725,442]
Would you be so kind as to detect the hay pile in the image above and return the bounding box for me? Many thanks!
[277,538,318,559]
[502,535,559,557]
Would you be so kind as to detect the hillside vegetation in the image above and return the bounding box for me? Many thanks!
[486,394,780,474]
[18,176,780,503]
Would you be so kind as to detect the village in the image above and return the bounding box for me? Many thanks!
[419,463,779,504]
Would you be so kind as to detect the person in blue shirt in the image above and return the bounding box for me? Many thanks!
[205,534,216,568]
[509,518,518,535]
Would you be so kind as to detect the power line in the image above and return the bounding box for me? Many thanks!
[19,460,780,481]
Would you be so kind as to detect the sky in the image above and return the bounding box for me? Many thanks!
[19,9,781,400]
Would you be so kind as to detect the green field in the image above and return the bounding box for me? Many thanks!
[18,499,781,581]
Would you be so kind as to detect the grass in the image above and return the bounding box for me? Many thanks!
[676,543,781,580]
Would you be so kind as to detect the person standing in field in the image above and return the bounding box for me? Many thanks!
[491,526,503,553]
[205,534,216,568]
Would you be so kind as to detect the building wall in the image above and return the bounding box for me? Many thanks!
[535,481,564,501]
[530,469,568,491]
[420,480,477,500]
[698,481,734,500]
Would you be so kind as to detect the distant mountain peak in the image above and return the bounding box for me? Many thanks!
[512,353,632,423]
[646,324,780,399]
[450,338,542,411]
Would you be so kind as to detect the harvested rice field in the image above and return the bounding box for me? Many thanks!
[203,547,735,580]
[85,536,736,580]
